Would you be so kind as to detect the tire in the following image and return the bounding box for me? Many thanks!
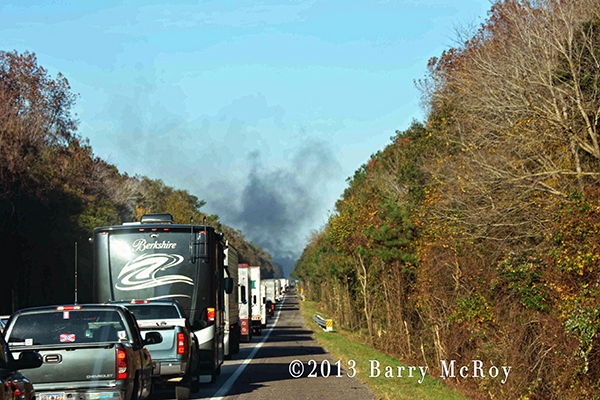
[209,365,221,384]
[130,374,143,400]
[175,385,191,400]
[233,336,240,354]
[191,375,200,393]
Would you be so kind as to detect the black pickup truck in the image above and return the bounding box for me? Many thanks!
[4,305,162,400]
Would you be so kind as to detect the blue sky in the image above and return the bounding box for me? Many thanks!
[1,0,492,276]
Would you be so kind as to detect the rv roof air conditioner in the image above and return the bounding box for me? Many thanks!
[140,213,175,224]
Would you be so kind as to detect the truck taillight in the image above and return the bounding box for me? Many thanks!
[116,348,128,380]
[207,307,215,322]
[177,333,187,355]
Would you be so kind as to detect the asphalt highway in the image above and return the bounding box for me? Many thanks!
[158,293,375,400]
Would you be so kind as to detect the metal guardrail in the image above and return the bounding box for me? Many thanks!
[313,314,333,332]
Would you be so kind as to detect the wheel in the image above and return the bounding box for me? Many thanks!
[175,384,191,400]
[191,375,200,393]
[143,378,152,400]
[233,336,240,354]
[209,365,221,384]
[131,374,143,400]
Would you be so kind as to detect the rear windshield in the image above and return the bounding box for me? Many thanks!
[7,310,128,346]
[124,305,181,320]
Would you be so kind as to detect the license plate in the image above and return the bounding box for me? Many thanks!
[41,393,65,400]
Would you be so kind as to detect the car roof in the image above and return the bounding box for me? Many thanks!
[13,304,127,315]
[107,299,180,306]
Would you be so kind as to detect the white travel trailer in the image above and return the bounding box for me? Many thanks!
[224,243,240,359]
[238,264,252,342]
[249,266,265,334]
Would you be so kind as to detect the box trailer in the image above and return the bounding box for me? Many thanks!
[238,264,252,342]
[262,279,277,304]
[249,266,265,334]
[224,242,240,359]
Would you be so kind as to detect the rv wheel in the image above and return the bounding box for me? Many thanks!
[209,365,221,384]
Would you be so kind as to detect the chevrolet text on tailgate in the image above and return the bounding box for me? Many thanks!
[4,305,162,400]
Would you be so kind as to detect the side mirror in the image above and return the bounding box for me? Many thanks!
[225,277,234,294]
[253,295,257,305]
[9,351,43,370]
[143,331,163,346]
[192,320,207,330]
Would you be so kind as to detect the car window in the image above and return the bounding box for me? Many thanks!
[124,305,181,320]
[8,310,128,346]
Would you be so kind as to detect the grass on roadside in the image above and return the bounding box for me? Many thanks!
[299,299,469,400]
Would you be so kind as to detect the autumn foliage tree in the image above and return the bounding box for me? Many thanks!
[0,50,281,313]
[295,1,600,398]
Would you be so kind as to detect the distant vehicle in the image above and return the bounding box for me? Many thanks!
[249,267,265,334]
[260,283,267,329]
[93,213,234,383]
[0,332,42,400]
[108,300,198,400]
[275,279,282,302]
[265,300,274,318]
[237,264,252,343]
[279,278,289,293]
[262,280,277,304]
[4,304,161,400]
[223,244,240,359]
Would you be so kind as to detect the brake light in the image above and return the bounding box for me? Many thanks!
[207,307,215,322]
[56,306,82,311]
[177,333,187,355]
[116,348,128,380]
[129,300,150,304]
[12,383,21,396]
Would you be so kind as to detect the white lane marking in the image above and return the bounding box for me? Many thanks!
[210,297,286,400]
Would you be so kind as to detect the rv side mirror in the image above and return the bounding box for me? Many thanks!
[263,297,266,304]
[253,295,257,305]
[224,277,234,294]
[241,285,247,304]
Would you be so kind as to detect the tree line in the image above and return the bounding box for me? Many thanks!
[294,1,600,398]
[0,50,282,315]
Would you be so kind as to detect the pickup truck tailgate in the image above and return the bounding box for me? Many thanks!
[138,319,186,360]
[11,344,118,385]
